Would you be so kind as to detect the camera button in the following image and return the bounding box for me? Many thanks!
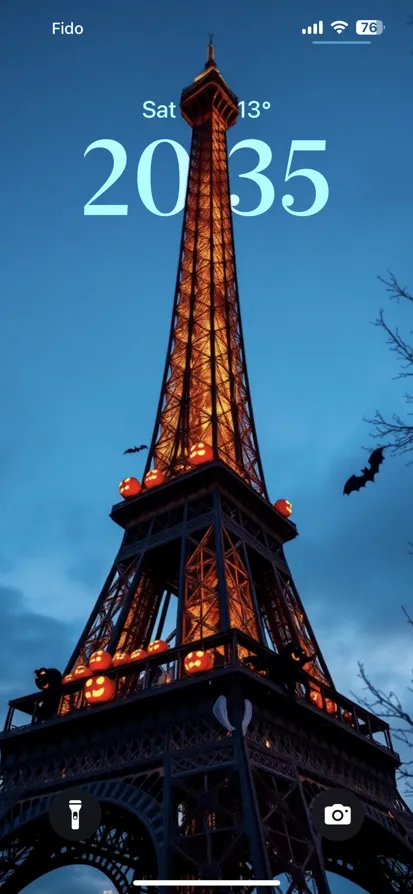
[311,787,364,841]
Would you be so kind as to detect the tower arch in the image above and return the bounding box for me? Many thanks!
[0,780,161,894]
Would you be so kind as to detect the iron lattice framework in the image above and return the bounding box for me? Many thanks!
[142,44,267,498]
[0,43,413,894]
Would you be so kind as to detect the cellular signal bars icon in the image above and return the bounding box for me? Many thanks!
[302,21,323,35]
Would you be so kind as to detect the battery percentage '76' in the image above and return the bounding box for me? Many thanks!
[355,20,385,35]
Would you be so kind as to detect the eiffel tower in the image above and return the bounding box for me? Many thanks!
[1,41,413,894]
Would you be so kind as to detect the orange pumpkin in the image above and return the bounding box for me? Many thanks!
[119,477,142,499]
[189,442,213,466]
[148,640,169,655]
[273,499,293,518]
[144,469,165,489]
[130,648,148,662]
[342,710,355,726]
[62,673,75,684]
[74,665,90,679]
[309,689,324,710]
[89,650,113,672]
[325,698,338,715]
[184,650,214,674]
[112,651,131,667]
[84,675,116,704]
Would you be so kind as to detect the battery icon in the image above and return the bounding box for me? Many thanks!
[356,20,384,35]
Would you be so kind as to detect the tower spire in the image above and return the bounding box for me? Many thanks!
[206,33,216,66]
[143,49,268,498]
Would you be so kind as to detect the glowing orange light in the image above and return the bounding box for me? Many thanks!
[342,710,355,726]
[89,650,113,672]
[130,648,148,661]
[144,469,165,489]
[119,477,142,499]
[148,640,169,654]
[62,673,75,684]
[273,499,293,518]
[112,652,131,667]
[84,675,116,704]
[189,442,214,466]
[309,689,324,710]
[74,665,90,679]
[184,650,214,674]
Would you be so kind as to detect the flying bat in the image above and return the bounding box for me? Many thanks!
[123,445,148,454]
[343,447,385,496]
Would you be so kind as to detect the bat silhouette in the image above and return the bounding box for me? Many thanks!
[123,445,148,454]
[343,447,385,496]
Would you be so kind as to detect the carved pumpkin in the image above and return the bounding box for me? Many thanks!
[184,650,214,674]
[119,477,142,499]
[342,710,355,726]
[309,688,324,710]
[34,667,62,690]
[84,675,116,704]
[144,468,165,489]
[325,698,338,715]
[148,640,169,654]
[74,664,90,679]
[130,648,148,662]
[112,651,131,667]
[273,499,293,518]
[189,442,213,466]
[62,673,75,685]
[89,650,112,672]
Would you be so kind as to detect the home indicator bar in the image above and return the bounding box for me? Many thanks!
[133,882,281,887]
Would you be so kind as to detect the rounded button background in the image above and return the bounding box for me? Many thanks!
[311,787,364,842]
[48,786,101,841]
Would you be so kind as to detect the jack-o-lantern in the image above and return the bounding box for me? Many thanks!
[309,688,324,710]
[325,698,338,715]
[119,477,141,499]
[112,651,131,667]
[84,675,116,704]
[34,667,62,690]
[273,499,293,518]
[144,468,165,489]
[189,442,213,466]
[184,650,214,674]
[62,673,75,685]
[74,664,90,679]
[89,650,113,672]
[130,648,148,662]
[148,640,169,655]
[342,710,355,726]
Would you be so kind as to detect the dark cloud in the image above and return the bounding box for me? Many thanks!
[277,445,412,637]
[0,584,77,706]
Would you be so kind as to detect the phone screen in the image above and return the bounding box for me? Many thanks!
[2,2,412,894]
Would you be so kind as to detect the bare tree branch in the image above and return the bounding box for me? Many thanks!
[365,272,413,455]
[355,608,413,793]
[373,309,413,375]
[402,606,413,626]
[377,271,413,305]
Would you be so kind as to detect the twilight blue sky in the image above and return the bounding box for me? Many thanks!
[2,0,413,892]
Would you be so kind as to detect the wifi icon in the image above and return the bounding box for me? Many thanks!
[330,20,348,34]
